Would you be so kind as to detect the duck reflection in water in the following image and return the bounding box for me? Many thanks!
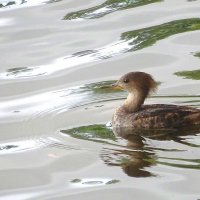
[101,126,200,178]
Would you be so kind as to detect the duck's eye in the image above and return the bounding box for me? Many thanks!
[123,79,129,83]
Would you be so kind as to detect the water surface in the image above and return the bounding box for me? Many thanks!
[0,0,200,199]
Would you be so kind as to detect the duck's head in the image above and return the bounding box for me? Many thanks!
[112,72,158,96]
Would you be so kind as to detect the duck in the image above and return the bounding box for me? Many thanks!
[112,72,200,129]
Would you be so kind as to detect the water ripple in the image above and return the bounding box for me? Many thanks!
[0,81,121,122]
[1,18,199,80]
[0,136,75,155]
[63,0,162,20]
[61,124,200,177]
[0,0,62,10]
[0,39,133,79]
[1,79,200,122]
[1,0,200,198]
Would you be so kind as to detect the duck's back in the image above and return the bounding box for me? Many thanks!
[112,104,200,129]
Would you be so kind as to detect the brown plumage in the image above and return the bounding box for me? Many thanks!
[112,72,200,129]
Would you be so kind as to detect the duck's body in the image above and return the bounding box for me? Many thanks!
[113,104,200,129]
[112,72,200,129]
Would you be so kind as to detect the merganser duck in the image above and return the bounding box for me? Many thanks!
[112,72,200,129]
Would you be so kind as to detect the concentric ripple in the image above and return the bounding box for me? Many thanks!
[0,136,76,155]
[1,79,200,122]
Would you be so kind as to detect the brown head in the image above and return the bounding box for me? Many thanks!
[113,72,158,97]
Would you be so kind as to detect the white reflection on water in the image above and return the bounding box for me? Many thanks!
[0,39,134,79]
[83,2,126,19]
[71,178,118,188]
[0,137,50,154]
[0,18,13,26]
[0,86,88,122]
[0,0,53,10]
[0,81,199,123]
[0,193,40,200]
[0,136,75,154]
[0,139,40,154]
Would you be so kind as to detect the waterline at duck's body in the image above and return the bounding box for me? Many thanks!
[113,104,200,129]
[112,72,200,129]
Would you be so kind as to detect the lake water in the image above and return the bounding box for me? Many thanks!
[0,0,200,199]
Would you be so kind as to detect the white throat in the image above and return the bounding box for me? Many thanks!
[124,90,145,113]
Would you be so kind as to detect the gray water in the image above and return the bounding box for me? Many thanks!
[0,0,200,199]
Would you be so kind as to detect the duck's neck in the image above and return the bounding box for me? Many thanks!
[123,90,146,113]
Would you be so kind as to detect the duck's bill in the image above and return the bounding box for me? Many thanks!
[111,83,124,90]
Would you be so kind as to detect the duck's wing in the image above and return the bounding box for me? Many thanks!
[133,104,200,128]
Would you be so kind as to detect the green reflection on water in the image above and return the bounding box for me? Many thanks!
[106,179,120,184]
[0,1,15,8]
[158,158,200,170]
[61,124,156,177]
[174,51,200,80]
[121,18,200,51]
[71,179,81,183]
[7,67,33,76]
[4,66,47,78]
[194,52,200,58]
[86,80,123,94]
[5,18,200,78]
[63,0,162,20]
[174,70,200,80]
[61,124,116,143]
